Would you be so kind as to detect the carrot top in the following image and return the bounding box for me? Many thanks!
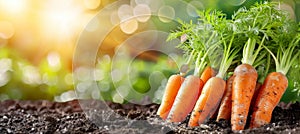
[232,2,296,67]
[166,1,300,103]
[167,10,225,77]
[264,34,300,76]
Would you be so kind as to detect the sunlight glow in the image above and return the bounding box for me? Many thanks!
[0,0,27,14]
[41,0,83,40]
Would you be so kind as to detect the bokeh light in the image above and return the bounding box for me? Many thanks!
[118,4,134,21]
[112,91,124,103]
[0,72,10,87]
[120,18,139,34]
[187,0,205,17]
[158,5,175,23]
[98,81,110,92]
[47,52,62,72]
[110,10,121,25]
[133,4,152,22]
[64,73,74,85]
[0,58,12,74]
[83,0,101,10]
[279,3,296,19]
[22,65,42,85]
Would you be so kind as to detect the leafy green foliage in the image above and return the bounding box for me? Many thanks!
[282,58,300,103]
[168,10,239,78]
[94,54,182,104]
[0,46,73,101]
[167,2,300,103]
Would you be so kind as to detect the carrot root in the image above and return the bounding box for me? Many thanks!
[166,75,202,122]
[157,74,184,120]
[216,75,235,121]
[250,72,288,128]
[188,77,226,127]
[231,64,258,131]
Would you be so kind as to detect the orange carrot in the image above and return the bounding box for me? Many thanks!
[166,75,203,122]
[216,75,235,121]
[231,63,258,131]
[188,77,226,127]
[187,18,239,127]
[200,66,217,84]
[250,72,288,128]
[196,66,216,98]
[248,33,300,128]
[198,68,218,120]
[157,74,184,120]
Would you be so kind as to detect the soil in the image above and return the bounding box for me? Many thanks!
[0,100,299,134]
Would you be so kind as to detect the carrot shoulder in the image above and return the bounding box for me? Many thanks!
[250,72,288,128]
[166,75,203,122]
[157,74,184,119]
[231,63,258,131]
[216,75,235,121]
[188,77,226,127]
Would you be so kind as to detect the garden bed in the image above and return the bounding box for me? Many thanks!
[0,100,299,133]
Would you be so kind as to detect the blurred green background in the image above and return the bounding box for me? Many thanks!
[0,0,299,102]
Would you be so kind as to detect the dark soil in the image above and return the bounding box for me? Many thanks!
[0,100,299,134]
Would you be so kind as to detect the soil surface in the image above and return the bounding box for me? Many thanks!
[0,100,299,134]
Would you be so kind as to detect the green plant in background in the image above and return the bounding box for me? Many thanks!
[217,0,269,18]
[0,46,73,101]
[93,53,184,104]
[282,58,300,103]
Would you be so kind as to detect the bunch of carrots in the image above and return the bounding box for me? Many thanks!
[157,2,300,131]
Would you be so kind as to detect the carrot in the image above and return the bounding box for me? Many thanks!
[231,63,258,130]
[192,66,217,120]
[250,35,300,128]
[188,11,239,126]
[200,66,217,84]
[230,4,274,130]
[250,72,288,128]
[195,66,217,98]
[166,75,203,122]
[157,48,195,120]
[166,51,206,123]
[156,74,184,120]
[216,75,235,121]
[188,77,226,126]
